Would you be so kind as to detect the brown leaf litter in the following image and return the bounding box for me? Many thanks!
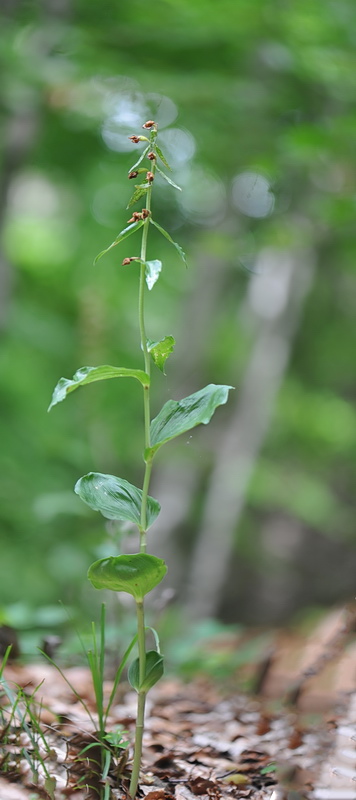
[0,606,355,799]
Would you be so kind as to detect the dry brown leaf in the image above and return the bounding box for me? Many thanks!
[188,775,217,794]
[143,790,167,800]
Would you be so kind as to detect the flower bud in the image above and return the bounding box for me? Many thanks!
[128,135,141,143]
[142,120,156,129]
[146,171,154,183]
[128,171,139,179]
[141,208,151,219]
[147,151,156,161]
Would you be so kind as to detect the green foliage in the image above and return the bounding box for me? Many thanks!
[75,472,161,529]
[149,384,232,454]
[87,554,167,600]
[129,147,150,173]
[155,146,171,170]
[155,166,182,191]
[49,365,150,410]
[36,607,137,796]
[260,763,277,775]
[94,220,145,264]
[128,650,164,692]
[147,335,176,373]
[2,0,356,788]
[127,185,149,209]
[103,728,130,751]
[150,220,188,266]
[1,0,356,643]
[0,675,54,790]
[142,259,162,290]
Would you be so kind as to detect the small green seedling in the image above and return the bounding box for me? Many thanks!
[260,762,277,775]
[49,119,232,797]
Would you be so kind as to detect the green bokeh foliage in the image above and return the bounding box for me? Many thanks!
[1,0,355,625]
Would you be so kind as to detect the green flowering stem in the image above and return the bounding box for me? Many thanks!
[130,125,157,798]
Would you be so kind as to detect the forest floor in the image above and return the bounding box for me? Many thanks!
[0,607,355,800]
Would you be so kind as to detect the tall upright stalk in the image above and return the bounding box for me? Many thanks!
[129,133,157,798]
[50,117,232,799]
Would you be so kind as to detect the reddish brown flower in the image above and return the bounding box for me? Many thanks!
[127,211,143,223]
[128,171,139,179]
[122,257,139,265]
[142,120,156,129]
[141,208,151,219]
[146,171,154,183]
[128,135,141,143]
[147,151,156,161]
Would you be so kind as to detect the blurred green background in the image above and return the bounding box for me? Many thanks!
[1,0,355,646]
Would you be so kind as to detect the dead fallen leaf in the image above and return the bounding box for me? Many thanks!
[187,776,216,794]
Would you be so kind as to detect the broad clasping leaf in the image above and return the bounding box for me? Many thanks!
[149,383,233,455]
[49,365,150,410]
[88,553,167,600]
[75,472,160,529]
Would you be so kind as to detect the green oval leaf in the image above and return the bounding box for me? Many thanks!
[94,220,144,264]
[75,472,161,529]
[150,384,233,452]
[48,365,150,410]
[87,554,167,600]
[147,336,175,374]
[150,219,187,267]
[144,259,162,290]
[128,650,164,693]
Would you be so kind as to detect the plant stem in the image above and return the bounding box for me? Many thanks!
[139,458,152,553]
[138,180,152,549]
[130,133,157,797]
[129,601,146,798]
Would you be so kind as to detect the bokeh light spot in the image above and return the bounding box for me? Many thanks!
[232,171,275,218]
[178,166,226,226]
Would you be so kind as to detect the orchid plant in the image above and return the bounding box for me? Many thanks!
[49,119,232,797]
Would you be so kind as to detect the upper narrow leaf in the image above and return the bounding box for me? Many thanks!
[147,336,175,373]
[75,472,161,529]
[150,219,187,267]
[155,145,171,170]
[88,553,167,600]
[128,145,150,173]
[94,220,144,265]
[156,166,182,191]
[49,365,150,410]
[150,384,233,452]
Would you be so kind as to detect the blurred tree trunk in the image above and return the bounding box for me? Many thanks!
[184,242,316,618]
